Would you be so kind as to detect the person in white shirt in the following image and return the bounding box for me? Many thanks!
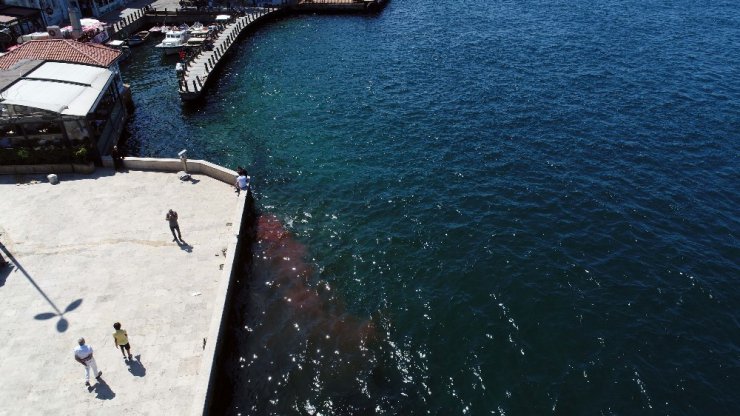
[235,168,251,194]
[74,337,102,387]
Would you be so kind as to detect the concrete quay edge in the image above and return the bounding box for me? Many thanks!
[102,156,251,415]
[102,156,241,186]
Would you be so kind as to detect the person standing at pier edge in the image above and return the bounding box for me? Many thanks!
[111,145,124,171]
[166,209,183,242]
[74,338,102,387]
[112,322,133,360]
[235,168,250,195]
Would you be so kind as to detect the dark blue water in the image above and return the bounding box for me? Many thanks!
[122,1,740,414]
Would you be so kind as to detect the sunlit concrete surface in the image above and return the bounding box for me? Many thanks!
[0,169,238,415]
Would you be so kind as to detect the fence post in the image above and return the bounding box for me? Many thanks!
[192,79,197,91]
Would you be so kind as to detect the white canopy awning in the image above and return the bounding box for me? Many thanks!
[0,62,113,116]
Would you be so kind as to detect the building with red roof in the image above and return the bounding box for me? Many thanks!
[0,39,122,69]
[0,39,129,171]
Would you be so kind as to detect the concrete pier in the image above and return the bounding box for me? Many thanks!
[0,165,250,415]
[178,7,282,101]
[175,0,388,100]
[97,0,387,101]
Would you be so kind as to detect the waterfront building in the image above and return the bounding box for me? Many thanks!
[2,0,125,27]
[0,39,127,169]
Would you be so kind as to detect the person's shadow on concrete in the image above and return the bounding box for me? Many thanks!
[91,378,115,400]
[127,355,147,377]
[177,240,193,253]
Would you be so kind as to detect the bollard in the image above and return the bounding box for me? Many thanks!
[192,79,197,90]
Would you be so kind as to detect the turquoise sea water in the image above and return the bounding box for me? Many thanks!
[122,1,739,414]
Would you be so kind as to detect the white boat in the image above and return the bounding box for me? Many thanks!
[190,22,211,37]
[154,29,190,55]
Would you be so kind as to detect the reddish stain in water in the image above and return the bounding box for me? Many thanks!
[254,214,376,348]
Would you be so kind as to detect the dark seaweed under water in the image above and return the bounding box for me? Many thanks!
[122,0,739,414]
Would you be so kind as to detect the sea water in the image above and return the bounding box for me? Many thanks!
[122,0,740,413]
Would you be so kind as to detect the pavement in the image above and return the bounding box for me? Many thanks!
[0,169,239,415]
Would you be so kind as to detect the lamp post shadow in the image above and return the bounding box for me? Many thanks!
[0,241,83,333]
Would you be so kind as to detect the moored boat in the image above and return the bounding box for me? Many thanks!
[154,29,190,55]
[126,31,150,46]
[149,24,173,34]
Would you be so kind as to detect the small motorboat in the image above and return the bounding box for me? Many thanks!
[154,29,190,55]
[149,24,166,34]
[126,30,150,46]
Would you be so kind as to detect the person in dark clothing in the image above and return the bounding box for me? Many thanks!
[111,145,124,171]
[166,209,183,242]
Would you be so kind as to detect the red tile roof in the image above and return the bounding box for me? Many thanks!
[0,39,121,70]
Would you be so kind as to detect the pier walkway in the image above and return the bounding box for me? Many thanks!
[97,0,387,101]
[178,7,280,100]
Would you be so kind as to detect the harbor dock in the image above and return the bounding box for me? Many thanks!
[178,7,282,101]
[101,0,388,101]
